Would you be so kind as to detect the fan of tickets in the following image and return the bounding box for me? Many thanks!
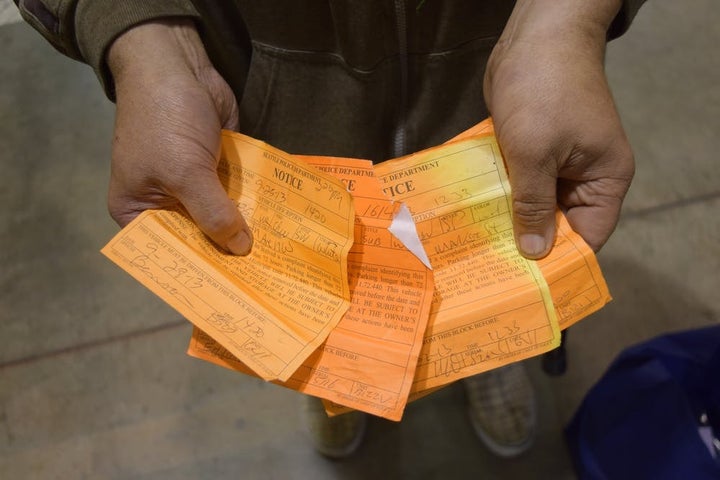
[102,119,610,421]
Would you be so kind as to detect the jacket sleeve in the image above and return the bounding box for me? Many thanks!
[14,0,200,98]
[608,0,647,40]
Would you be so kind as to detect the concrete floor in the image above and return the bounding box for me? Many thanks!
[1,1,718,478]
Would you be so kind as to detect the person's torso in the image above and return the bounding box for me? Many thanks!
[198,0,514,160]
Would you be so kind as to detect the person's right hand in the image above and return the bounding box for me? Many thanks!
[107,19,252,255]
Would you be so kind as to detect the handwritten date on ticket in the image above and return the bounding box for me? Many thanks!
[102,132,355,382]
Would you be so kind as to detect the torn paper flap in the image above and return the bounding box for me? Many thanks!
[388,203,432,270]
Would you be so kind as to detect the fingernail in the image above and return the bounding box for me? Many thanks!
[227,230,252,256]
[519,234,547,258]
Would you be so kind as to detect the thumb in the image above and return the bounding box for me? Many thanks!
[507,166,558,259]
[176,169,253,256]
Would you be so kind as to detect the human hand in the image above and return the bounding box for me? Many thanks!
[107,19,252,255]
[484,0,634,259]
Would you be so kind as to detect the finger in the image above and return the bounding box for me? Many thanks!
[108,197,147,227]
[108,186,138,227]
[222,97,240,131]
[176,169,253,255]
[107,180,176,227]
[559,180,626,252]
[203,69,240,132]
[564,204,620,252]
[507,167,558,259]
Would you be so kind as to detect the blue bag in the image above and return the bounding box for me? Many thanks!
[566,325,720,479]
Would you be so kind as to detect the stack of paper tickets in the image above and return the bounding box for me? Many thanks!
[102,119,610,421]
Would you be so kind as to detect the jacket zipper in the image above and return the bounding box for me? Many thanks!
[392,0,409,158]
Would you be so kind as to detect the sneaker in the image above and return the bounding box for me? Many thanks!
[302,395,367,459]
[463,362,537,458]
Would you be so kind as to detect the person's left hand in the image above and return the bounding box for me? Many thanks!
[484,0,635,259]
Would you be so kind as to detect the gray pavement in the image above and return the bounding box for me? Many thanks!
[1,1,718,478]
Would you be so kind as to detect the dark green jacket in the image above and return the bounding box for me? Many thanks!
[15,0,645,161]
